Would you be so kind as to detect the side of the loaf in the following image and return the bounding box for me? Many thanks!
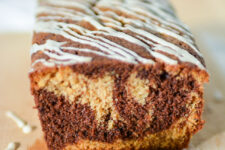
[30,62,208,150]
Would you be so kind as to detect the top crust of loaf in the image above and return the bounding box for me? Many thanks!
[30,0,207,73]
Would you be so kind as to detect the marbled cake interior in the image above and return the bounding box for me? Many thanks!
[30,63,208,150]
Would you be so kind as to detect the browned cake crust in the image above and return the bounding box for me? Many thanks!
[29,0,209,150]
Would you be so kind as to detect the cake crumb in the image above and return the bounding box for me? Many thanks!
[6,111,33,134]
[214,90,224,102]
[5,142,20,150]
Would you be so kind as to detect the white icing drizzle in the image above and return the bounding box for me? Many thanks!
[96,1,191,35]
[31,40,92,63]
[37,6,86,18]
[95,5,198,53]
[33,21,153,64]
[46,0,95,15]
[151,51,177,65]
[31,0,206,71]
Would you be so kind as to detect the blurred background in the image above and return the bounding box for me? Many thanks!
[0,0,225,149]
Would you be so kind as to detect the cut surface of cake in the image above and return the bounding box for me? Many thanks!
[29,0,209,149]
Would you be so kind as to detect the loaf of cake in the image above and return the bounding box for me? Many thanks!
[29,0,209,149]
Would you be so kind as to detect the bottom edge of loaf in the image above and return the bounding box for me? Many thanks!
[64,129,190,150]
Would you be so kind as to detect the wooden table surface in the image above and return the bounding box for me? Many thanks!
[0,33,42,150]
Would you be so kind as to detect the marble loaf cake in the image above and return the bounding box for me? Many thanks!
[29,0,209,149]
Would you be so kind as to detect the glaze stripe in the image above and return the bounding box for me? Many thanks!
[31,0,205,71]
